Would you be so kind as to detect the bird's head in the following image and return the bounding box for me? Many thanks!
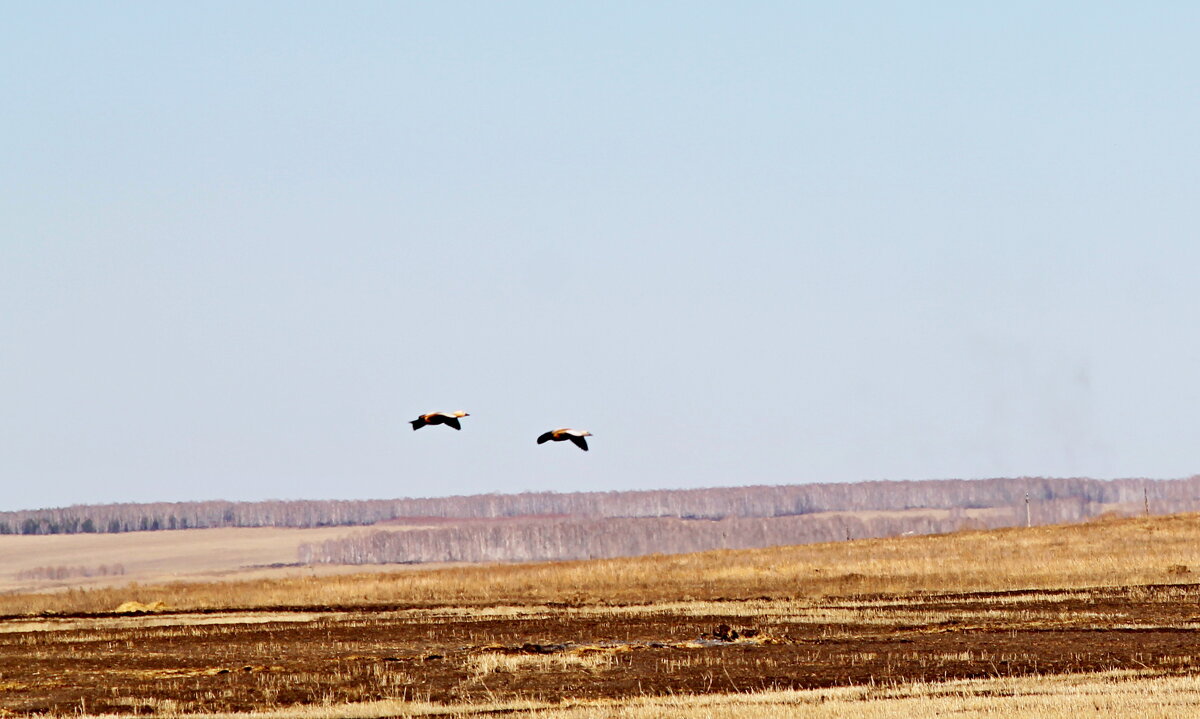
[453,411,470,418]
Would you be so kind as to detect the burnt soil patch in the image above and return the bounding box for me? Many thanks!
[3,585,1200,714]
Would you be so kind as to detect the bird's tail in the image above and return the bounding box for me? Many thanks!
[410,419,425,430]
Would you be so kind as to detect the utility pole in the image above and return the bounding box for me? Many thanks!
[1144,487,1150,517]
[1025,492,1031,528]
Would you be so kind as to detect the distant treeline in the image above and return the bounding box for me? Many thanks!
[298,510,1019,565]
[299,492,1162,565]
[2,476,1198,537]
[15,564,126,581]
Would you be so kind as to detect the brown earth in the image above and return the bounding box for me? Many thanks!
[4,583,1200,715]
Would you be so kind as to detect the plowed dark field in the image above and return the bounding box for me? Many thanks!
[4,583,1200,715]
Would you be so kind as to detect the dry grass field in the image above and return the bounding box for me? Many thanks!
[0,526,445,595]
[4,512,1200,716]
[3,510,1198,614]
[97,672,1200,719]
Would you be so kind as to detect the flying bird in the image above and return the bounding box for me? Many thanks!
[536,428,593,451]
[410,411,470,431]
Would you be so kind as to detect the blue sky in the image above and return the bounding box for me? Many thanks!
[3,3,1198,511]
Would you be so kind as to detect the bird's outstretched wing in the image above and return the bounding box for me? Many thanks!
[536,431,554,444]
[568,435,589,451]
[444,417,462,430]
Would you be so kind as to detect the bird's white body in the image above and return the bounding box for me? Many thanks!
[411,411,470,430]
[537,428,593,450]
[428,411,468,420]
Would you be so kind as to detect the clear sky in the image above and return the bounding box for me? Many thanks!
[3,2,1198,511]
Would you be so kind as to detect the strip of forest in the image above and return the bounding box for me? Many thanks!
[2,475,1197,537]
[297,493,1166,564]
[297,509,1009,564]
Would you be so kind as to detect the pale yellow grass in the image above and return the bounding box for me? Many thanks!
[467,650,617,675]
[3,513,1200,615]
[58,670,1200,718]
[0,592,1116,644]
[375,594,1123,631]
[0,610,331,635]
[0,526,443,594]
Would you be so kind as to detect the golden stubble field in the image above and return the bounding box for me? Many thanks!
[4,513,1200,717]
[0,525,448,595]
